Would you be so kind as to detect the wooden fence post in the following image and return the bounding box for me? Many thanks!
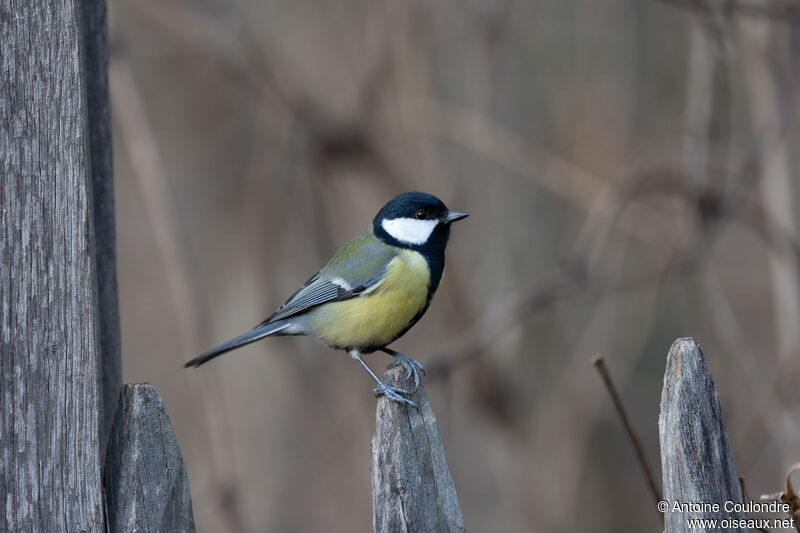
[0,1,105,529]
[105,384,196,532]
[659,338,745,532]
[371,365,465,533]
[0,2,196,530]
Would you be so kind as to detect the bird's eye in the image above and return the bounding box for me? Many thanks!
[415,209,428,220]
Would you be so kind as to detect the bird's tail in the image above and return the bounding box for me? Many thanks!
[184,321,292,368]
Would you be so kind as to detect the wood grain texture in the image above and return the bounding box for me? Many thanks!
[80,0,120,451]
[0,0,105,530]
[659,338,745,532]
[371,366,465,533]
[105,384,196,533]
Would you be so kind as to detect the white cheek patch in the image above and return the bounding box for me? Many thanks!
[381,217,438,245]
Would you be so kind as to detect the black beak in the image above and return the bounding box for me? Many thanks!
[444,211,469,223]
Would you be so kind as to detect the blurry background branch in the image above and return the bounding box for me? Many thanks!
[656,0,800,23]
[109,0,800,531]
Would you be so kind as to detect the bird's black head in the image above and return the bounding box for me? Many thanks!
[372,192,468,257]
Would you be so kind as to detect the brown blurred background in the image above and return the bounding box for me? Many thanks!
[108,1,800,531]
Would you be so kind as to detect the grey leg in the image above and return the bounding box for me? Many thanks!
[348,350,417,407]
[380,347,424,391]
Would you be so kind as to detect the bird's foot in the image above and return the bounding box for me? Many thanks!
[372,381,417,408]
[386,350,425,391]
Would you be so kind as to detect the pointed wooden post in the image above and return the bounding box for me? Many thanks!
[659,338,745,532]
[371,366,465,533]
[105,384,196,532]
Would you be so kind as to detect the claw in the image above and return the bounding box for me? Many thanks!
[373,381,417,407]
[349,348,419,408]
[385,351,425,391]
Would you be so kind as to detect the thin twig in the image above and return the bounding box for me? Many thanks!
[592,355,662,521]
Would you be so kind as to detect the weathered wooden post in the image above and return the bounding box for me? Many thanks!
[1,1,196,531]
[105,384,196,532]
[371,366,465,533]
[0,1,106,529]
[659,338,746,532]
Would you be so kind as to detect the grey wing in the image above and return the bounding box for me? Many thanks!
[258,269,387,325]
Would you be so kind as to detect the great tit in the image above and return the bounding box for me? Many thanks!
[185,191,468,406]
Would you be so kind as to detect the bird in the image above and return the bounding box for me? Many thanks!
[184,191,468,406]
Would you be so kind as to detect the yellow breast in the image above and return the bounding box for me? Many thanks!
[308,250,430,350]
